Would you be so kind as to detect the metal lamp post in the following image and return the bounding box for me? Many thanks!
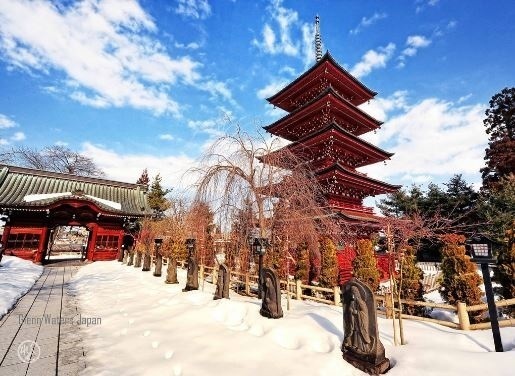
[252,237,267,299]
[466,235,503,352]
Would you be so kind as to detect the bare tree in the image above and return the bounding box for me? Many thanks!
[190,127,335,274]
[9,145,104,177]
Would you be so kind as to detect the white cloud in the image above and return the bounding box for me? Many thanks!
[252,0,299,57]
[81,142,197,191]
[416,0,440,13]
[10,131,25,141]
[257,80,289,100]
[174,41,201,50]
[252,1,320,66]
[359,90,409,122]
[406,35,431,49]
[159,134,174,141]
[0,113,17,128]
[201,80,237,107]
[397,35,431,67]
[360,96,487,186]
[349,12,388,35]
[0,0,232,116]
[55,141,69,146]
[174,0,211,20]
[350,43,395,78]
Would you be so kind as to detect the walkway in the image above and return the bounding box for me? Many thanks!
[0,263,86,375]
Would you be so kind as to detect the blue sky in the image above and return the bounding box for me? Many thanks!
[0,0,514,205]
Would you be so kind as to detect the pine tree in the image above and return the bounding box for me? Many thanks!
[397,245,424,315]
[498,221,515,308]
[147,173,171,217]
[439,234,483,322]
[136,168,150,188]
[481,87,515,190]
[295,243,310,283]
[318,237,338,287]
[352,239,380,291]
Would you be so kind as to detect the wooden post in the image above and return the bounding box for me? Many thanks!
[334,286,341,306]
[199,264,204,290]
[286,280,291,310]
[385,294,393,319]
[213,267,218,285]
[245,273,250,296]
[295,279,302,300]
[457,302,470,330]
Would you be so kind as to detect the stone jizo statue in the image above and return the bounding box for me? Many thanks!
[183,256,199,291]
[259,267,283,319]
[214,264,230,300]
[165,258,178,284]
[341,278,390,374]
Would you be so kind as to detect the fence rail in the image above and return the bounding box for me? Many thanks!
[175,260,514,331]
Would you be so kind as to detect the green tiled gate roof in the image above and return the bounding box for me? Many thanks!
[0,165,151,216]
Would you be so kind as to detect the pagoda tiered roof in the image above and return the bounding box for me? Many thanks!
[264,86,382,140]
[315,163,401,198]
[262,121,393,169]
[261,43,399,224]
[267,51,377,111]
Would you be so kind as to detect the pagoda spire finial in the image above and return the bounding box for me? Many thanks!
[315,15,323,62]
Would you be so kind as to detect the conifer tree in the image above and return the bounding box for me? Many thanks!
[353,239,380,291]
[147,173,171,217]
[136,168,150,188]
[497,221,515,312]
[295,243,310,283]
[480,87,515,190]
[439,234,483,322]
[318,237,338,287]
[397,245,424,314]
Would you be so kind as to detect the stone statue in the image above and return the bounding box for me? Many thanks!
[214,264,230,300]
[259,267,283,319]
[165,258,178,284]
[341,278,390,374]
[183,256,199,291]
[142,253,151,271]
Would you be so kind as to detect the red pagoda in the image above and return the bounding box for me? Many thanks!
[262,17,400,281]
[263,18,399,224]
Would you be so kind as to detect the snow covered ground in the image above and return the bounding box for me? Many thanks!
[0,255,43,317]
[70,261,515,376]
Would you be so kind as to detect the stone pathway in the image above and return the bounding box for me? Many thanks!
[0,264,86,375]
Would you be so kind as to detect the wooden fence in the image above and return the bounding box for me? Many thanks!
[176,261,515,331]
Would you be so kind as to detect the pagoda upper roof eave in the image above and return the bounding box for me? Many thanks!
[291,121,394,160]
[259,121,394,168]
[266,51,377,107]
[316,163,401,193]
[263,86,383,140]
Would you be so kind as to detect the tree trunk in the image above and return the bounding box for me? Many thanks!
[142,254,151,271]
[165,258,178,284]
[154,253,163,277]
[134,252,142,268]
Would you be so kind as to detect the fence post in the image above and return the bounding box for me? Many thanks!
[334,286,341,306]
[199,264,204,283]
[457,302,470,330]
[245,273,250,296]
[212,267,218,285]
[385,293,393,319]
[296,279,302,300]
